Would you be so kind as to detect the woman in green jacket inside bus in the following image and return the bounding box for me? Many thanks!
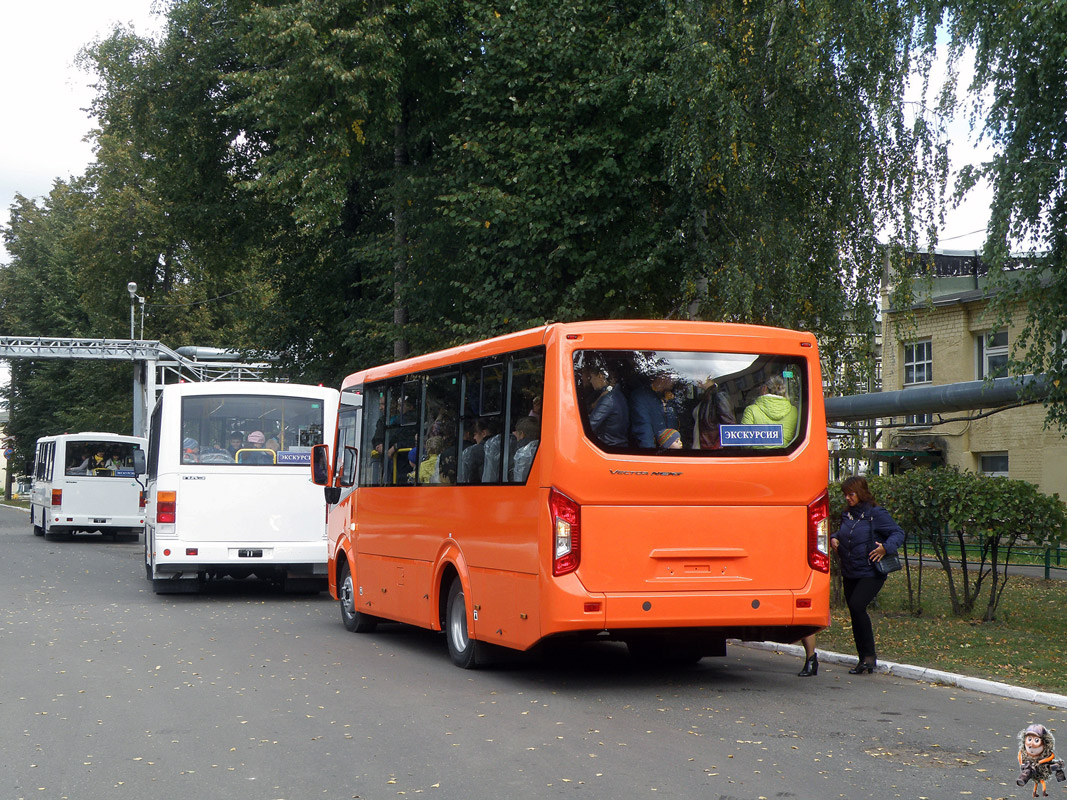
[740,375,798,445]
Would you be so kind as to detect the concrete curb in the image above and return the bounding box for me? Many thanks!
[740,640,1067,709]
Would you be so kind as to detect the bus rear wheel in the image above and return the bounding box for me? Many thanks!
[445,578,483,669]
[339,562,377,633]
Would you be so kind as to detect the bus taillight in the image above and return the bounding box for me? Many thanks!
[157,491,177,524]
[51,489,62,507]
[807,491,830,573]
[139,490,146,509]
[549,489,581,576]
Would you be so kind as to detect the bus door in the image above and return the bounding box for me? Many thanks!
[328,391,363,570]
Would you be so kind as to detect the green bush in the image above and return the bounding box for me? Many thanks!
[830,468,1067,621]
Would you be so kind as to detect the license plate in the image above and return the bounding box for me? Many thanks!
[237,549,263,558]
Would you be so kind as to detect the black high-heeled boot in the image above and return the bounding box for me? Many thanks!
[848,659,876,674]
[797,653,818,677]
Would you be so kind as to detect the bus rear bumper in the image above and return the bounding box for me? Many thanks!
[539,572,829,649]
[149,541,327,581]
[601,590,829,631]
[45,513,145,534]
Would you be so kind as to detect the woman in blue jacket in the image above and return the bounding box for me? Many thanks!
[830,475,906,675]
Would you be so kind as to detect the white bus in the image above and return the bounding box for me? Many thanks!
[144,381,339,594]
[29,432,148,540]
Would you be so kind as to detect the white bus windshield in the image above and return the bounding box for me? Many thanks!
[180,394,325,466]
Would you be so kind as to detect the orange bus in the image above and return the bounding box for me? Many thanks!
[312,320,830,668]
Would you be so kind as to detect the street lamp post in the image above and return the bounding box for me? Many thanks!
[126,282,145,437]
[127,282,144,340]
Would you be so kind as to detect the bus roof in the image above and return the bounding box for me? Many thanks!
[36,432,147,444]
[158,381,338,398]
[339,319,817,390]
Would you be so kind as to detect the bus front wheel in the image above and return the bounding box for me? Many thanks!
[445,579,483,669]
[339,562,378,633]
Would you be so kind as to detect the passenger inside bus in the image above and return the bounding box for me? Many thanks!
[481,423,518,483]
[741,375,799,446]
[237,430,276,464]
[457,418,491,484]
[182,438,200,464]
[415,435,443,484]
[199,440,234,463]
[226,431,244,459]
[691,377,736,449]
[655,428,683,450]
[628,368,679,448]
[580,362,629,447]
[386,397,417,483]
[511,415,541,482]
[436,451,458,485]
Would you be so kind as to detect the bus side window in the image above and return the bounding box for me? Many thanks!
[479,363,506,483]
[360,386,386,487]
[148,400,163,480]
[507,353,545,484]
[379,382,417,486]
[421,372,460,485]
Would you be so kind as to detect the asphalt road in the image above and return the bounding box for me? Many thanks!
[0,503,1061,800]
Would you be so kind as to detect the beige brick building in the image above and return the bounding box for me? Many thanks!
[878,250,1067,499]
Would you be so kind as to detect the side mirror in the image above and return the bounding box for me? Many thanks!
[311,444,331,486]
[339,446,358,488]
[133,449,147,476]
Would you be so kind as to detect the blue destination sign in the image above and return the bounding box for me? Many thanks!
[276,451,311,465]
[720,425,784,447]
[115,468,136,477]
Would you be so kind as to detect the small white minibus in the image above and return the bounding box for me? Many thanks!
[30,432,148,540]
[144,381,339,594]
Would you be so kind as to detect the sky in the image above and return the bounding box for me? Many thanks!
[0,2,164,251]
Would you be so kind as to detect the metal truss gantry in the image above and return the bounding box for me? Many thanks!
[0,336,274,438]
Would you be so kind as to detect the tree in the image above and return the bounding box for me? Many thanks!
[0,184,134,465]
[665,0,947,390]
[429,1,685,341]
[873,468,1067,621]
[227,0,466,366]
[78,11,275,352]
[947,1,1067,431]
[6,0,964,416]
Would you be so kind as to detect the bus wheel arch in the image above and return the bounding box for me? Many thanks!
[433,546,469,632]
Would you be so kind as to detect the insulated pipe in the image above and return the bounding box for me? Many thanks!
[824,374,1051,422]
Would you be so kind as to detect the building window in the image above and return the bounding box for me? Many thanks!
[979,452,1009,477]
[903,339,933,425]
[977,330,1009,379]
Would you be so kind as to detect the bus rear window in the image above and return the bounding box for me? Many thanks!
[64,441,143,477]
[180,395,325,466]
[573,350,807,454]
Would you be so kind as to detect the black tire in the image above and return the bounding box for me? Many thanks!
[338,561,378,633]
[31,506,44,536]
[445,578,483,669]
